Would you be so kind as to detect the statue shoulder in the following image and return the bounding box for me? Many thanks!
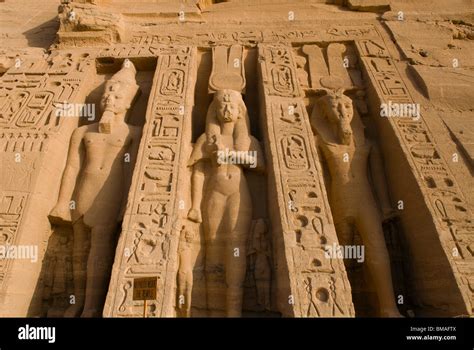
[71,124,90,139]
[76,124,91,132]
[315,135,333,148]
[249,135,263,151]
[194,133,208,147]
[250,135,259,143]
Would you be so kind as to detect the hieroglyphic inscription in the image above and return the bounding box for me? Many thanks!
[258,44,354,317]
[104,46,196,317]
[0,50,94,307]
[126,25,378,49]
[356,39,474,312]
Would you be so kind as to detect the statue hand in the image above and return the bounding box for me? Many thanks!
[207,134,225,153]
[49,203,72,225]
[209,142,225,155]
[187,208,202,223]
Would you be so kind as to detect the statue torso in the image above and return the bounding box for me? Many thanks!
[73,123,135,226]
[318,136,376,218]
[208,134,247,196]
[319,138,371,186]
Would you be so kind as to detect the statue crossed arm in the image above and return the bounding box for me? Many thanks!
[188,131,264,224]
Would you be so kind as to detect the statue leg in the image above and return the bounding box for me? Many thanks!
[64,218,89,318]
[177,246,193,317]
[356,205,401,317]
[335,218,355,270]
[81,223,118,317]
[255,257,272,310]
[225,189,252,317]
[203,191,226,316]
[183,265,193,317]
[335,219,354,246]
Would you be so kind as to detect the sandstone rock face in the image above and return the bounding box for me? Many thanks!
[0,0,472,318]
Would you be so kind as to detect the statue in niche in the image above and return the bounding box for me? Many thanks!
[176,223,199,317]
[310,88,402,317]
[41,231,73,317]
[187,89,265,317]
[248,218,272,311]
[49,59,142,317]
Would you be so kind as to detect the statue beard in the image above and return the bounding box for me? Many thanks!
[339,129,352,145]
[99,110,116,134]
[338,125,352,145]
[99,122,112,134]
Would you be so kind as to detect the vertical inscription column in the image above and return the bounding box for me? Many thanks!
[104,46,197,317]
[356,39,474,314]
[258,45,354,317]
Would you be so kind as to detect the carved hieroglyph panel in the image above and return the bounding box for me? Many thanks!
[104,46,196,317]
[128,25,379,49]
[87,25,381,59]
[0,192,28,285]
[0,51,95,315]
[0,52,91,131]
[258,44,355,317]
[356,39,474,313]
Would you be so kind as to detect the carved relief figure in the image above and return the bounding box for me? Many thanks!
[187,89,265,316]
[248,218,272,310]
[41,231,73,317]
[310,88,401,317]
[49,60,142,317]
[176,223,199,317]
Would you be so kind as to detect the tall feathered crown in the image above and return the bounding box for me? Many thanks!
[107,59,140,98]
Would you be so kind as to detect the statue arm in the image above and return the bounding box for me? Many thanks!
[188,161,205,223]
[188,134,209,167]
[187,134,208,223]
[314,136,332,191]
[369,142,394,221]
[205,100,221,152]
[247,136,265,173]
[49,127,86,223]
[119,127,142,220]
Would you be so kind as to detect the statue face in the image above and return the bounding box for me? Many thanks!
[323,93,354,145]
[215,91,240,123]
[254,220,265,235]
[100,81,133,115]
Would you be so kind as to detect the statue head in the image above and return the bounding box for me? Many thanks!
[99,59,140,132]
[206,89,251,151]
[318,89,354,145]
[253,218,266,236]
[214,89,244,124]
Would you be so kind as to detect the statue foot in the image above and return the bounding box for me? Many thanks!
[63,304,83,318]
[380,309,404,318]
[47,307,65,318]
[81,309,101,318]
